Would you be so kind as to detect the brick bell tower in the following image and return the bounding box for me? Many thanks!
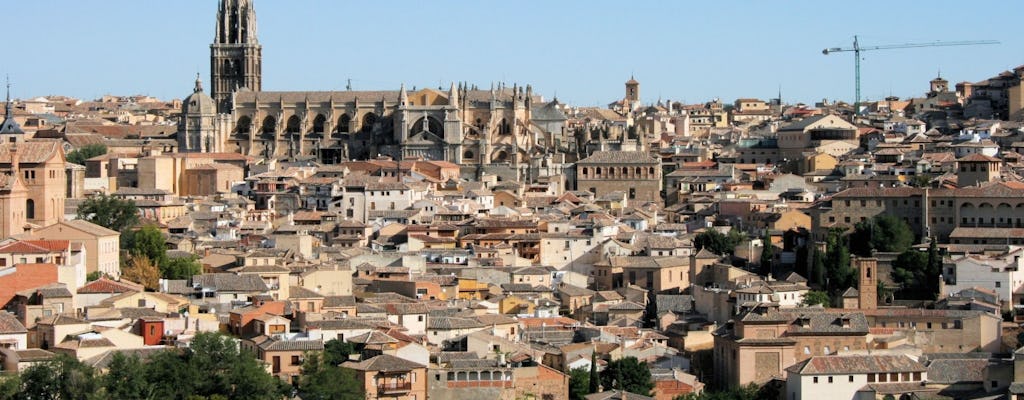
[856,256,877,310]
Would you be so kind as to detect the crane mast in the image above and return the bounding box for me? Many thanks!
[822,35,999,112]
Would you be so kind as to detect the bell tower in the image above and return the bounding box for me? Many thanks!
[211,0,262,113]
[856,257,877,310]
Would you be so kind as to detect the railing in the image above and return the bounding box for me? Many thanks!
[377,382,412,393]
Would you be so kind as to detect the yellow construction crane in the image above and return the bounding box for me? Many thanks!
[822,35,999,111]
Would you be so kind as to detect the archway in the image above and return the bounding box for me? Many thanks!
[312,114,326,134]
[261,115,276,136]
[412,116,443,134]
[493,150,508,163]
[235,116,251,136]
[286,115,301,133]
[362,113,377,132]
[336,114,351,133]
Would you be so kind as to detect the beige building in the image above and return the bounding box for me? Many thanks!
[0,141,66,228]
[29,220,120,277]
[576,151,662,204]
[343,354,428,400]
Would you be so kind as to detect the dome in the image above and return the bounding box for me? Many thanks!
[182,75,216,115]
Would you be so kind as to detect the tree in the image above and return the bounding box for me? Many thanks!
[600,357,653,396]
[19,354,99,400]
[322,339,356,366]
[891,249,931,299]
[103,352,152,400]
[569,367,590,400]
[694,229,745,256]
[0,375,19,400]
[121,254,160,291]
[802,290,831,307]
[824,228,854,295]
[811,248,826,289]
[126,225,167,264]
[851,215,914,256]
[759,231,774,277]
[588,351,600,394]
[298,352,364,400]
[66,144,107,165]
[76,194,139,233]
[163,255,202,280]
[86,271,102,282]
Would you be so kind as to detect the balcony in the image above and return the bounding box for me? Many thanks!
[377,382,412,393]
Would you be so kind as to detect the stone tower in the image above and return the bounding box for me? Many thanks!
[211,0,261,113]
[625,76,640,109]
[856,257,877,310]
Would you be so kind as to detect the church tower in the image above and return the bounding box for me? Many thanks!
[211,0,262,113]
[179,75,219,153]
[625,76,640,110]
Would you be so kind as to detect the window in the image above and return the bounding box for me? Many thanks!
[996,281,1001,288]
[418,315,424,322]
[828,376,833,383]
[291,355,300,365]
[848,375,854,382]
[867,373,875,383]
[813,377,818,383]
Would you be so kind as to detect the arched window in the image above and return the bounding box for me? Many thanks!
[337,114,351,133]
[312,114,326,134]
[261,116,276,134]
[596,167,602,176]
[235,116,251,135]
[499,119,511,135]
[286,115,301,133]
[463,151,475,160]
[25,199,34,220]
[649,167,655,175]
[362,113,377,132]
[582,167,588,176]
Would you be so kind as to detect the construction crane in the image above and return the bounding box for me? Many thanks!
[822,35,999,111]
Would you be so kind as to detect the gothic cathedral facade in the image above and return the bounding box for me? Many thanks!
[182,0,568,167]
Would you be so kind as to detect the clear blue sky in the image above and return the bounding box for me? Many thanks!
[6,1,1022,107]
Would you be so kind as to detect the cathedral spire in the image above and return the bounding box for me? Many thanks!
[194,73,203,93]
[399,83,408,107]
[448,82,458,105]
[4,76,9,120]
[211,0,261,113]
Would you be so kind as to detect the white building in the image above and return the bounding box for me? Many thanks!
[785,355,929,400]
[945,247,1024,310]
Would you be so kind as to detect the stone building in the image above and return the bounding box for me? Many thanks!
[197,0,566,168]
[576,151,661,203]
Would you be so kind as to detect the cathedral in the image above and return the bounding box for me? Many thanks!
[180,0,568,169]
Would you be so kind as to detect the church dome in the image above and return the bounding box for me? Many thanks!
[183,75,216,115]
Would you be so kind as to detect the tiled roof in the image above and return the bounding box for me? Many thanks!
[0,311,27,334]
[427,317,485,330]
[192,273,269,292]
[925,358,987,383]
[252,336,325,352]
[786,355,925,375]
[342,354,425,372]
[288,286,323,299]
[0,240,70,254]
[0,140,62,164]
[78,277,143,294]
[577,151,658,165]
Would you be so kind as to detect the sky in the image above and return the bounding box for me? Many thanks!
[5,1,1023,107]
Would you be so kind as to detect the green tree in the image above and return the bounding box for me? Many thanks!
[86,271,102,282]
[600,357,653,396]
[145,349,196,400]
[163,255,202,280]
[77,194,139,233]
[298,352,364,400]
[588,351,600,394]
[759,231,774,277]
[66,144,107,165]
[19,354,99,400]
[811,247,826,289]
[228,348,288,400]
[103,352,152,400]
[801,290,831,307]
[891,249,931,299]
[126,225,167,264]
[322,339,356,366]
[569,367,590,400]
[694,229,745,256]
[851,215,914,256]
[0,375,19,400]
[824,228,854,295]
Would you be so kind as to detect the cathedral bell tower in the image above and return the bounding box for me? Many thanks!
[211,0,262,113]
